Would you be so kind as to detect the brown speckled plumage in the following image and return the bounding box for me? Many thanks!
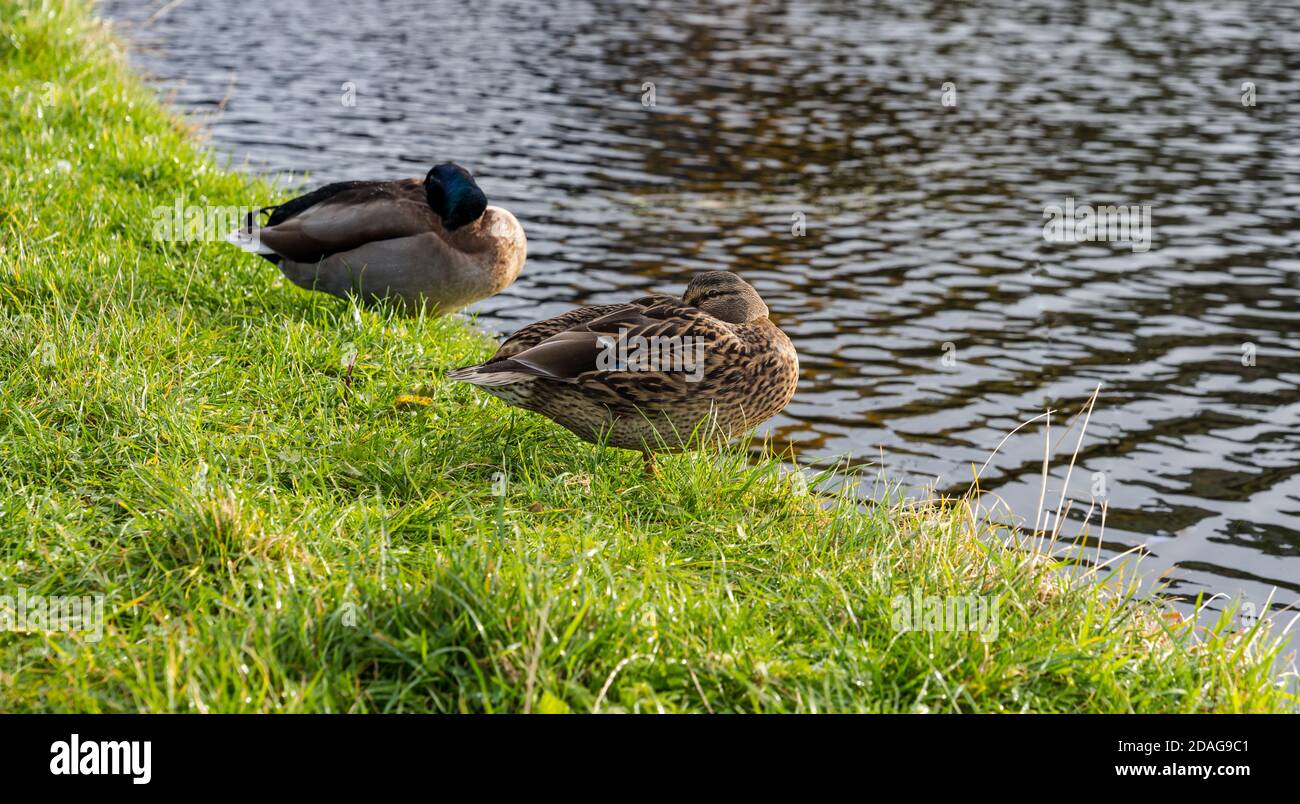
[449,272,799,455]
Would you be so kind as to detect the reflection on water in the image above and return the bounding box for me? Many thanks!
[104,0,1300,616]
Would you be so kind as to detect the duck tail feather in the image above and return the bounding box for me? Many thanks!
[448,364,536,387]
[224,227,278,257]
[226,205,281,258]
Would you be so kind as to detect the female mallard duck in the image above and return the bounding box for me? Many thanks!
[449,271,798,472]
[231,163,526,312]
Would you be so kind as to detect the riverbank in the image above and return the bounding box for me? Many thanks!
[0,0,1292,712]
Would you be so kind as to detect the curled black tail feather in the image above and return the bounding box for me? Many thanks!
[246,206,268,231]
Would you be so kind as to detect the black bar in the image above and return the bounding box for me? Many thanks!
[0,715,1286,789]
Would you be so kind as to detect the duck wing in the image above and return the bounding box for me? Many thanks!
[472,297,742,410]
[255,178,440,263]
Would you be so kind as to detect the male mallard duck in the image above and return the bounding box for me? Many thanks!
[230,163,526,312]
[449,271,798,472]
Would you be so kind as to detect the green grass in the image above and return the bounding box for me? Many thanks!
[0,0,1293,713]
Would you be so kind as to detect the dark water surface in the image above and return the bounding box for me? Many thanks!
[103,0,1300,618]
